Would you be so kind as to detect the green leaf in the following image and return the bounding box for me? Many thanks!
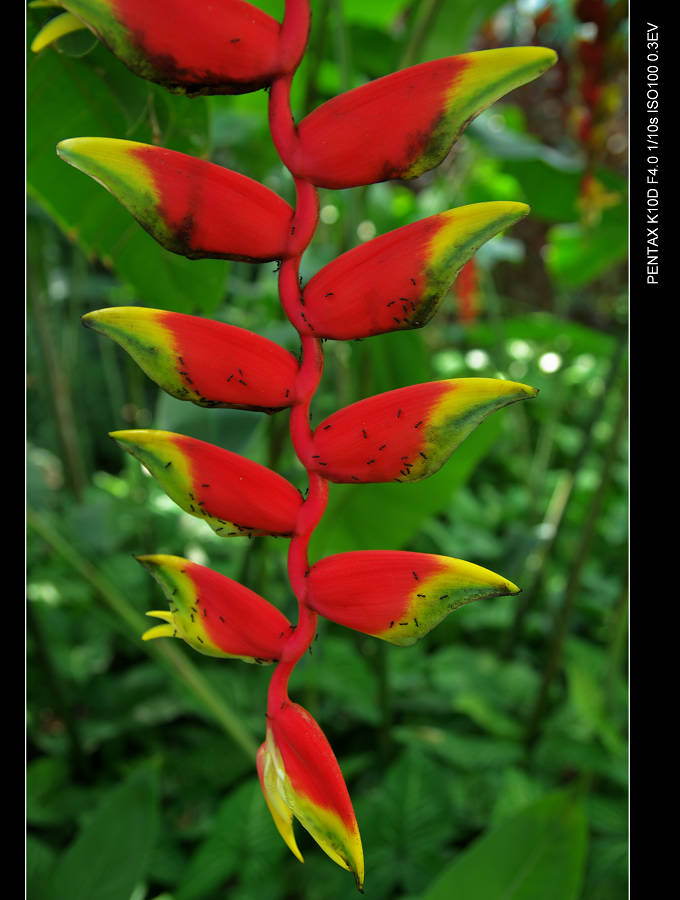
[355,749,457,898]
[27,39,228,314]
[420,0,511,58]
[464,313,619,358]
[46,765,160,900]
[422,790,588,900]
[394,725,524,771]
[343,0,407,27]
[27,835,57,900]
[175,779,285,900]
[545,220,628,287]
[27,756,90,826]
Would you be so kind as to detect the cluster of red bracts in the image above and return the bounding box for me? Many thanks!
[35,0,557,888]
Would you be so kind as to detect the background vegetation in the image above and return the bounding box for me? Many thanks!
[27,1,628,898]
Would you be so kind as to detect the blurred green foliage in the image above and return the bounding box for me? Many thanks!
[27,1,627,898]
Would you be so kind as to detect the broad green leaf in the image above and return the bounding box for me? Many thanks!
[343,0,407,27]
[545,219,628,287]
[394,725,524,771]
[581,836,627,900]
[175,779,285,900]
[420,0,511,58]
[354,749,457,898]
[46,765,160,900]
[27,835,57,900]
[463,312,620,358]
[27,37,228,314]
[291,634,381,726]
[422,790,588,900]
[565,639,626,756]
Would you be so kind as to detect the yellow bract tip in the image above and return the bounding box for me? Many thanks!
[146,610,173,622]
[31,12,87,53]
[141,623,175,641]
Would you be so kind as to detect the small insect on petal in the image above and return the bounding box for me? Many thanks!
[290,48,557,188]
[137,554,292,662]
[303,203,528,339]
[307,551,521,646]
[82,307,299,413]
[56,138,294,262]
[110,429,303,538]
[259,703,364,890]
[309,379,538,484]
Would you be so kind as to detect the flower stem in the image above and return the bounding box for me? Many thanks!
[267,38,330,718]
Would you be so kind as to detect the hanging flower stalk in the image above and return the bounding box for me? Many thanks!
[35,0,556,889]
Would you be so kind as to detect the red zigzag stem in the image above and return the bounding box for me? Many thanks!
[267,41,327,716]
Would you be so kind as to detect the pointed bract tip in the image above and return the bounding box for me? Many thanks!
[507,201,530,219]
[109,428,152,444]
[31,11,87,54]
[135,554,158,566]
[55,137,78,160]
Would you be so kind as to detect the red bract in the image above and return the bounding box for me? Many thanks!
[110,430,303,538]
[43,0,292,95]
[306,551,520,646]
[57,139,295,262]
[258,702,364,889]
[138,554,292,662]
[308,379,537,483]
[50,0,556,885]
[289,49,557,188]
[83,307,299,412]
[303,203,528,339]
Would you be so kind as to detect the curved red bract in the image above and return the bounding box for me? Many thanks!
[160,312,299,411]
[133,145,294,261]
[310,382,450,483]
[306,552,443,635]
[113,0,282,92]
[294,58,469,188]
[271,703,359,829]
[174,435,303,536]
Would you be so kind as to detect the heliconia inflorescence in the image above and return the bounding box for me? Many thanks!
[36,0,557,888]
